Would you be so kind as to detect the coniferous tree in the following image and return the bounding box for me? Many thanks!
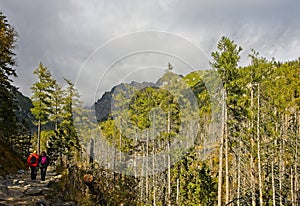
[59,78,81,162]
[31,62,55,154]
[46,78,82,166]
[49,80,64,131]
[211,36,243,205]
[172,149,217,205]
[57,38,300,205]
[0,11,18,143]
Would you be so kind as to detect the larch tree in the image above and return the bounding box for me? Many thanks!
[59,78,81,162]
[30,62,55,154]
[49,80,64,131]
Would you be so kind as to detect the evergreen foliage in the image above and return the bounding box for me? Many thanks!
[0,11,18,143]
[2,12,300,204]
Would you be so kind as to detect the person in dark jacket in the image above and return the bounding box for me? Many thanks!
[39,151,49,181]
[27,150,39,180]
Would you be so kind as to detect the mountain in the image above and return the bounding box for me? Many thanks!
[94,81,156,122]
[15,91,36,133]
[93,71,192,123]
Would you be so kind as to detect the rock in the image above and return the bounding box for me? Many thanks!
[35,200,47,206]
[0,185,9,200]
[5,175,13,179]
[0,184,24,199]
[50,174,63,183]
[64,202,76,206]
[18,180,25,184]
[7,185,24,190]
[24,184,31,189]
[55,174,62,179]
[18,169,25,174]
[47,171,58,176]
[0,169,60,204]
[24,188,43,196]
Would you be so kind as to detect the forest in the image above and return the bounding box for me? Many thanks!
[1,10,300,205]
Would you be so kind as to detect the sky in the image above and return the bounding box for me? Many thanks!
[1,0,300,105]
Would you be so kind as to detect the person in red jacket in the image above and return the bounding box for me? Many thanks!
[27,150,39,180]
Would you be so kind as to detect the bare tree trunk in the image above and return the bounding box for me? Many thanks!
[217,135,224,206]
[217,137,224,206]
[134,130,138,179]
[152,112,156,206]
[167,111,171,206]
[55,119,58,132]
[89,138,94,164]
[250,85,256,206]
[140,139,145,203]
[140,174,144,203]
[250,141,256,206]
[225,102,229,204]
[272,111,279,206]
[152,144,156,206]
[113,147,116,181]
[279,115,285,206]
[257,83,263,206]
[176,178,179,205]
[37,119,41,154]
[291,167,295,206]
[119,124,122,169]
[272,160,276,206]
[294,112,300,205]
[146,131,149,202]
[152,170,156,206]
[217,90,225,206]
[237,136,241,206]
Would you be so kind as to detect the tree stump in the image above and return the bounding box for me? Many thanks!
[83,174,96,194]
[83,174,93,184]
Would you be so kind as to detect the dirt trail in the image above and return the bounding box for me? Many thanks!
[0,168,72,206]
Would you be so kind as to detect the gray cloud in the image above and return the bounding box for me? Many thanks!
[1,0,299,105]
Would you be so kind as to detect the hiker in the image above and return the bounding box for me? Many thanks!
[27,150,39,180]
[39,151,49,181]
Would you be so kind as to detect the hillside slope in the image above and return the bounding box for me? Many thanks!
[0,143,27,176]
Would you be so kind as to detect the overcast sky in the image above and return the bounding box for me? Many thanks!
[1,0,300,105]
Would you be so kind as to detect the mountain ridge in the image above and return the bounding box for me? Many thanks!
[94,80,157,122]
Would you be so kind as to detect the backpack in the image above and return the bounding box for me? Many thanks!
[30,155,36,164]
[41,156,47,165]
